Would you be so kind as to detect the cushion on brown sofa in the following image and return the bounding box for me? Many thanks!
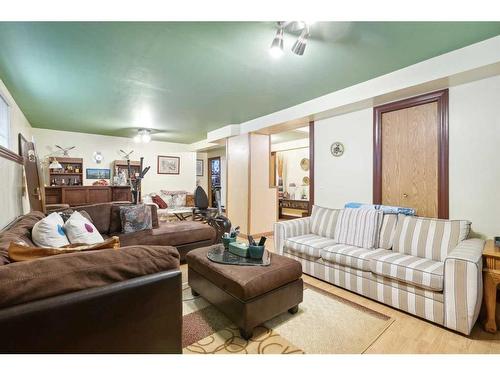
[110,203,159,234]
[0,211,46,266]
[117,220,216,247]
[0,244,180,308]
[152,195,168,209]
[74,203,113,234]
[120,204,152,233]
[8,236,120,262]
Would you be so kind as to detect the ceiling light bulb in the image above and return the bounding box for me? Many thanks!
[133,134,141,143]
[292,28,309,56]
[141,132,151,143]
[269,28,284,58]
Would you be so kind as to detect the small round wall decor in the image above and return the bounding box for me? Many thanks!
[330,142,344,157]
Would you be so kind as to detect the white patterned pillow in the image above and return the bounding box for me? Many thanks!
[64,211,104,245]
[172,193,187,207]
[334,208,383,249]
[158,191,186,208]
[32,213,70,248]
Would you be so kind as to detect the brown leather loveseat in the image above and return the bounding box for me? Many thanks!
[0,207,188,353]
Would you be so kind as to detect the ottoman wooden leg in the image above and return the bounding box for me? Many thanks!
[191,288,200,297]
[288,305,299,314]
[239,327,253,340]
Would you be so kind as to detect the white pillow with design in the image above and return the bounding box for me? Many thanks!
[159,192,175,207]
[172,193,187,207]
[64,211,104,244]
[32,212,70,248]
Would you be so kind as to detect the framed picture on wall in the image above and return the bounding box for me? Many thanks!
[157,155,180,175]
[86,168,110,179]
[196,159,204,176]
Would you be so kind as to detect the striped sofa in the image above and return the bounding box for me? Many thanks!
[274,205,485,335]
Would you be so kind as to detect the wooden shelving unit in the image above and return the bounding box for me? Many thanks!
[49,157,83,186]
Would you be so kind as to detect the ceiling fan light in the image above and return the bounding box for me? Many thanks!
[269,28,284,58]
[133,134,142,143]
[141,132,151,143]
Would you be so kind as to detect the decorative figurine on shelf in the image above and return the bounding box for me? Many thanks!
[55,145,76,156]
[120,149,134,160]
[128,157,150,204]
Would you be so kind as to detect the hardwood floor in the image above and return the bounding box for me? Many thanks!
[182,238,500,354]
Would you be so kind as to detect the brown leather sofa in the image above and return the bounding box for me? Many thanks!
[0,210,184,353]
[68,202,217,261]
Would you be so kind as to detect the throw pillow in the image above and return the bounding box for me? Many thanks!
[173,192,187,207]
[31,212,70,248]
[334,208,383,249]
[160,192,175,207]
[64,211,105,245]
[152,194,168,209]
[8,236,120,262]
[119,204,153,234]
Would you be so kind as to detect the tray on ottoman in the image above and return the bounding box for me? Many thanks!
[186,245,303,340]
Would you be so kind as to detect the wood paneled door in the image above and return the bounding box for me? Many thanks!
[373,90,449,218]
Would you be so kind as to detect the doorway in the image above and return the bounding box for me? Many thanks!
[208,156,221,208]
[373,89,449,218]
[270,122,313,220]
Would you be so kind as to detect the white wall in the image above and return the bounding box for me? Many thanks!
[271,138,309,152]
[32,128,197,196]
[313,75,500,238]
[0,80,32,227]
[315,108,373,209]
[449,76,500,238]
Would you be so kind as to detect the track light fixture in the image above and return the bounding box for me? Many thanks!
[291,28,309,56]
[269,21,311,57]
[269,27,284,58]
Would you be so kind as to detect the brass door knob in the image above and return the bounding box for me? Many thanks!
[403,193,408,198]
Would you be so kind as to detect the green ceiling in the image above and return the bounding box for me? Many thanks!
[0,22,499,143]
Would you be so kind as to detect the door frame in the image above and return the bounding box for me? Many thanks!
[208,156,221,207]
[308,120,315,214]
[373,89,449,219]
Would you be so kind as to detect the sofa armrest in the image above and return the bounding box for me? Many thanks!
[274,217,311,255]
[0,269,182,353]
[443,238,485,335]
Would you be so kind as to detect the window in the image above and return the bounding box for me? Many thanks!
[0,94,10,149]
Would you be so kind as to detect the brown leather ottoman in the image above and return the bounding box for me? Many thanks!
[186,245,303,339]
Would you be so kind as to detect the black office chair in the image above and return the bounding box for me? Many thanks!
[192,186,231,242]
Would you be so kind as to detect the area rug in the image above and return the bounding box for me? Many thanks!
[182,282,394,354]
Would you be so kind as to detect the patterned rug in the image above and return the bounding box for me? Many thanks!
[182,282,394,354]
